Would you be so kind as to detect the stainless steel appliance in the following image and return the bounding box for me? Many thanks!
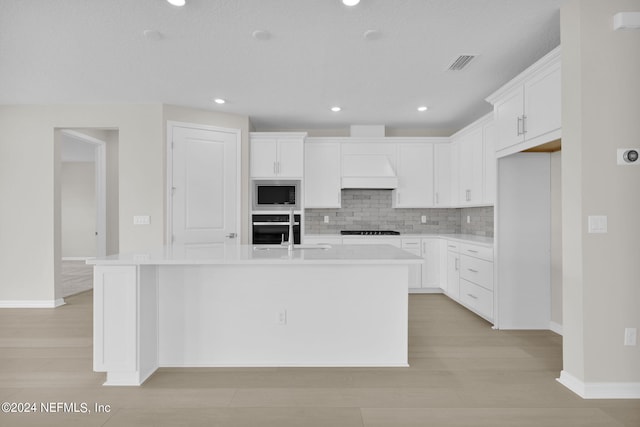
[252,180,300,211]
[252,214,301,245]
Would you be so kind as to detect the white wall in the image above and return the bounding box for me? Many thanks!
[561,0,640,389]
[61,162,95,258]
[550,151,563,329]
[0,104,250,304]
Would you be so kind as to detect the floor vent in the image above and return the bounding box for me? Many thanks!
[447,55,477,71]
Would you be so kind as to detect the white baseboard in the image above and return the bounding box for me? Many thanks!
[549,321,563,335]
[0,298,66,308]
[557,370,640,399]
[409,287,443,294]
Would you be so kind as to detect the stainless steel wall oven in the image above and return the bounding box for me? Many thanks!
[252,214,301,245]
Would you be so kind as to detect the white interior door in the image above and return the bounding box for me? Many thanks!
[171,125,239,245]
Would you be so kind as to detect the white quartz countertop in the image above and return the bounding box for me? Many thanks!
[310,233,494,247]
[87,244,424,266]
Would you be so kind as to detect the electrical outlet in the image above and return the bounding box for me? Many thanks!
[466,215,471,224]
[624,328,637,346]
[278,309,287,325]
[324,215,329,224]
[421,215,427,224]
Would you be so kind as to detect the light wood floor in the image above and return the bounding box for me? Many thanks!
[60,260,93,297]
[1,292,638,426]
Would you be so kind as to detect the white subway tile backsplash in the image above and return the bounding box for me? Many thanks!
[305,189,493,236]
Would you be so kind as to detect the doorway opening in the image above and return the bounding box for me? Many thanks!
[57,128,119,299]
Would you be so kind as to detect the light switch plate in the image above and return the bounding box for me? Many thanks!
[133,215,151,225]
[624,328,637,346]
[587,215,607,233]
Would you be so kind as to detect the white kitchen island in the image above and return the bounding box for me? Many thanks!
[88,244,422,386]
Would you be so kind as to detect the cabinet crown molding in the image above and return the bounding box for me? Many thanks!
[485,45,561,105]
[250,132,308,139]
[305,136,450,144]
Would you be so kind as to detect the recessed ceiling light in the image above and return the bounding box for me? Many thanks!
[417,106,428,112]
[331,106,342,112]
[143,30,163,41]
[363,29,381,41]
[167,0,186,6]
[342,0,360,6]
[252,30,271,41]
[213,98,226,104]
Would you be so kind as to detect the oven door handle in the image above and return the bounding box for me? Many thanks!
[252,222,300,226]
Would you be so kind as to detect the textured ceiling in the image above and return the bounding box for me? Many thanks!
[0,0,562,133]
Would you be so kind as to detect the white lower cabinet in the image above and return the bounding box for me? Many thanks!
[444,239,494,323]
[446,243,460,300]
[401,238,422,288]
[459,279,493,320]
[420,238,441,290]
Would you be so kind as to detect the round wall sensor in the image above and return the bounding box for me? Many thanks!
[623,149,639,163]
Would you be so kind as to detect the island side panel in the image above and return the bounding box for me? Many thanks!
[93,265,159,386]
[158,264,409,367]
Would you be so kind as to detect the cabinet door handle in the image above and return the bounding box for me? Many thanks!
[466,189,471,202]
[467,249,479,253]
[455,258,459,271]
[522,115,527,134]
[517,116,523,136]
[467,268,479,273]
[273,162,277,174]
[467,293,478,300]
[435,192,439,204]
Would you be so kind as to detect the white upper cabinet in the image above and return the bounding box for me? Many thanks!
[434,144,451,207]
[304,140,341,208]
[457,126,484,205]
[393,142,435,208]
[449,140,460,207]
[487,46,561,158]
[483,121,497,204]
[250,133,305,178]
[449,114,493,207]
[524,62,561,141]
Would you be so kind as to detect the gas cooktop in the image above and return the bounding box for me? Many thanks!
[340,230,400,236]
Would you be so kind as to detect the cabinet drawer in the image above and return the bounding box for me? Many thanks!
[460,279,493,320]
[402,239,421,252]
[460,255,493,291]
[445,241,460,252]
[459,243,493,261]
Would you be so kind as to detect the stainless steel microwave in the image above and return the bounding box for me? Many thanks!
[252,180,300,211]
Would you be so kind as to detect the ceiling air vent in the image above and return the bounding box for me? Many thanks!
[447,55,477,71]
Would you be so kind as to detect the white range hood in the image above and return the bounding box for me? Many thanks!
[341,152,398,189]
[340,126,398,189]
